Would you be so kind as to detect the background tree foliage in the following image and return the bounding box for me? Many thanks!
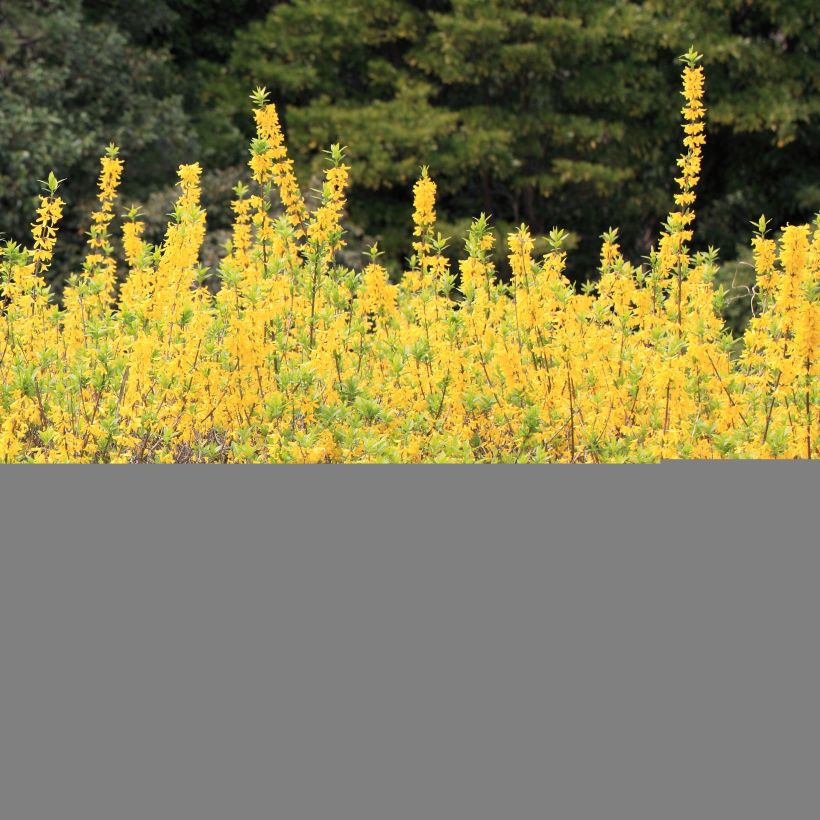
[2,0,818,321]
[208,0,819,281]
[0,0,201,295]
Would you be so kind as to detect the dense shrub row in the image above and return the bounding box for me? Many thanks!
[0,53,816,462]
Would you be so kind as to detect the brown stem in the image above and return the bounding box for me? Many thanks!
[761,370,781,447]
[566,359,576,462]
[705,350,749,428]
[805,358,812,460]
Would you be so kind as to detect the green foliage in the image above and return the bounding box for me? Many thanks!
[2,0,818,328]
[204,0,819,282]
[0,0,195,294]
[81,0,274,63]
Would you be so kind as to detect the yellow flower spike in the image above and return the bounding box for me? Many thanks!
[412,166,437,241]
[250,99,307,236]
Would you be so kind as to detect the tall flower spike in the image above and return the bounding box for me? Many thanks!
[78,145,126,317]
[655,48,707,327]
[412,166,437,248]
[409,166,443,291]
[674,47,706,215]
[250,96,307,237]
[30,173,65,277]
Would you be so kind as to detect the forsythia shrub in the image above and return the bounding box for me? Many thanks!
[0,51,817,463]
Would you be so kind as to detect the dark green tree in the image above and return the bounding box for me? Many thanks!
[207,0,819,282]
[0,0,195,294]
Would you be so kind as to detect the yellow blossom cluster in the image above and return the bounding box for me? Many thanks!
[0,57,816,462]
